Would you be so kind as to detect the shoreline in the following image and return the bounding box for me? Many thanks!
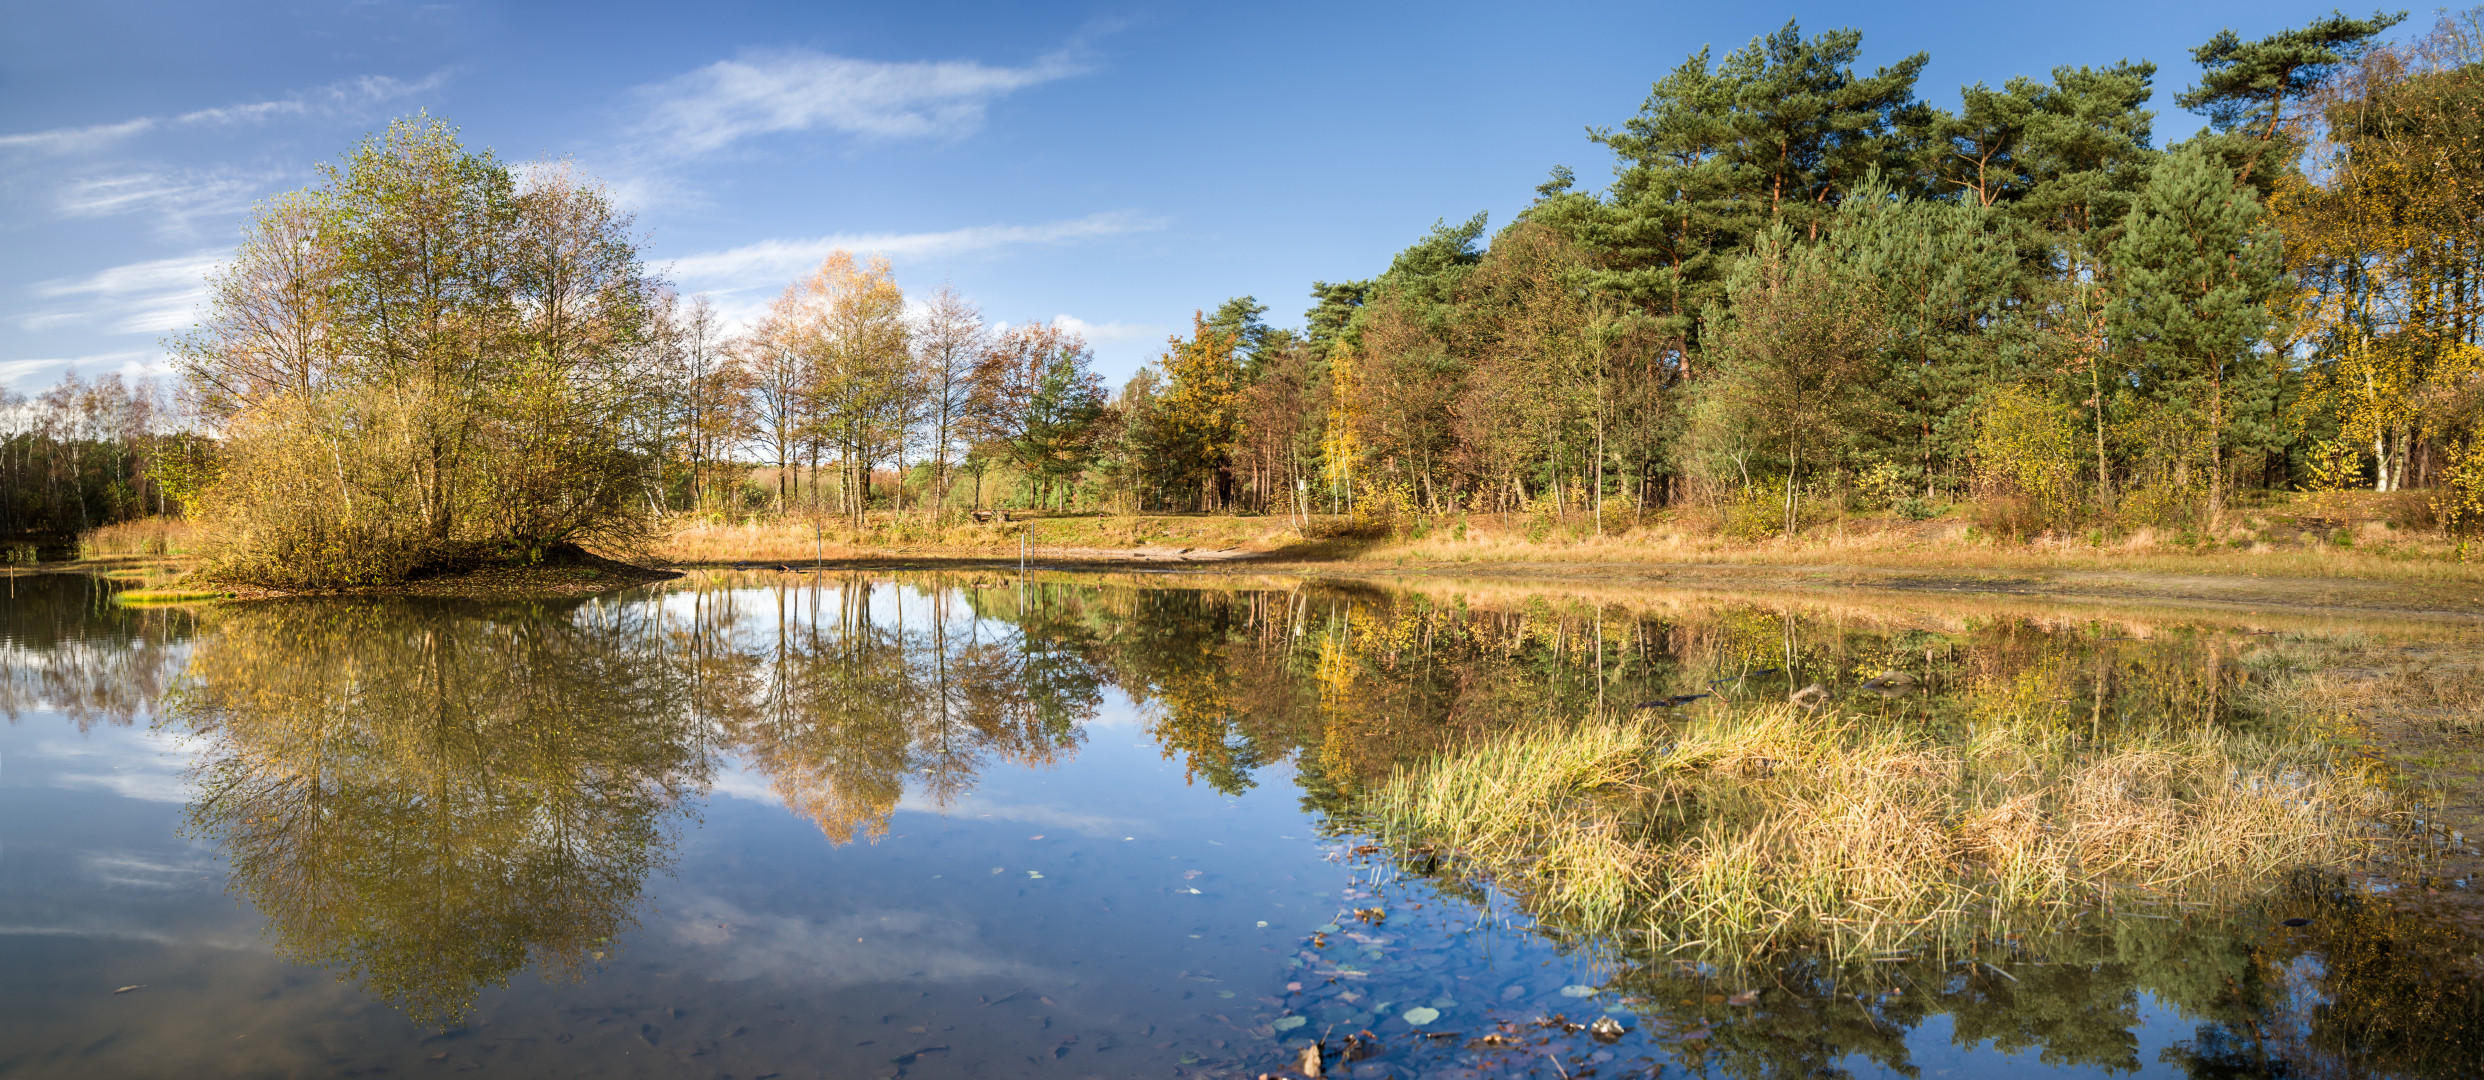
[73,543,2484,621]
[654,551,2484,623]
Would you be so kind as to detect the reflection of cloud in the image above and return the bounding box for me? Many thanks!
[52,770,194,803]
[633,48,1082,157]
[668,212,1161,300]
[670,896,1053,986]
[710,759,1147,837]
[0,73,446,157]
[0,922,263,950]
[899,794,1149,838]
[84,851,216,889]
[35,731,200,803]
[706,762,782,805]
[21,251,220,334]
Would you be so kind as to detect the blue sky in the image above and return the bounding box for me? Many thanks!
[0,0,2398,390]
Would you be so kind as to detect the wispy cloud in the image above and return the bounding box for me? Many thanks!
[634,47,1083,157]
[22,252,222,335]
[0,351,162,390]
[0,72,445,157]
[669,211,1161,296]
[0,117,158,156]
[56,169,272,237]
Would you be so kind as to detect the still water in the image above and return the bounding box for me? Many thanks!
[0,572,2477,1078]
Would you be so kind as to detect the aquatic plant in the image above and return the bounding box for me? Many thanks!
[1366,696,2394,961]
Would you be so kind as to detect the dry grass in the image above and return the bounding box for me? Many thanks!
[79,516,199,558]
[1367,697,2393,962]
[656,500,2484,587]
[653,513,1290,564]
[1335,513,2484,585]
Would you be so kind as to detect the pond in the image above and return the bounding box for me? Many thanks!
[0,571,2478,1079]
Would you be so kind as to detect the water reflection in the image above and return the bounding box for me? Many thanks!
[0,571,2473,1077]
[0,574,191,729]
[718,581,1099,842]
[170,598,709,1025]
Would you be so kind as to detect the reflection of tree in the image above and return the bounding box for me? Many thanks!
[171,598,709,1026]
[730,579,1097,843]
[0,574,194,730]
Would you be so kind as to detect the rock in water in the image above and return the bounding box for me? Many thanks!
[1589,1015,1625,1043]
[1860,670,1920,696]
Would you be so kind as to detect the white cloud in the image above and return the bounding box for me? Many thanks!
[23,252,222,335]
[0,72,445,158]
[668,211,1161,297]
[635,47,1082,156]
[0,351,164,391]
[175,73,444,127]
[0,117,158,155]
[1050,315,1165,344]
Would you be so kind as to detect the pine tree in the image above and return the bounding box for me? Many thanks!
[2109,145,2285,517]
[2178,10,2408,193]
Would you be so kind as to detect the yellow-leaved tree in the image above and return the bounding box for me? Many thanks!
[177,118,665,588]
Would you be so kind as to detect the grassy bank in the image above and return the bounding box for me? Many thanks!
[651,490,2484,588]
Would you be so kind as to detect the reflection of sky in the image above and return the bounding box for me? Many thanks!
[0,582,2382,1078]
[0,716,257,952]
[0,589,1361,1075]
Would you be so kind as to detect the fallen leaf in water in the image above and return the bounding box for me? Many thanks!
[1727,990,1761,1006]
[1029,835,1044,840]
[1026,871,1044,879]
[1272,1016,1307,1032]
[1560,984,1597,997]
[1401,1006,1441,1026]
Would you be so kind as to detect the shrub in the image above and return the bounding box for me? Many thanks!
[2438,436,2484,556]
[1853,461,1910,511]
[1971,386,2086,537]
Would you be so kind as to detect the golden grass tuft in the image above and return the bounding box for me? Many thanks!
[79,516,197,558]
[1368,699,2392,961]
